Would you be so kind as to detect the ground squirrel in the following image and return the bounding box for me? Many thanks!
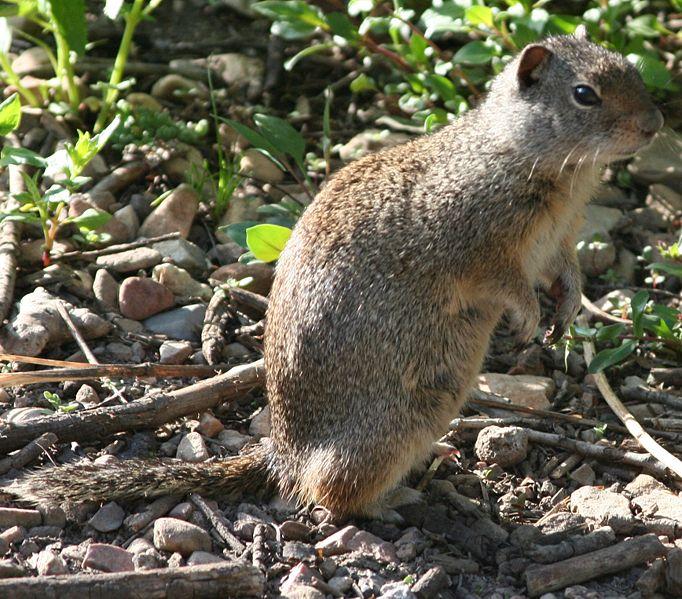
[5,30,663,519]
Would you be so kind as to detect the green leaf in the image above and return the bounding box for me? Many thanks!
[284,42,333,71]
[453,41,497,65]
[0,17,12,54]
[421,4,465,38]
[104,0,124,19]
[253,0,327,28]
[0,146,48,168]
[595,323,626,343]
[220,220,259,248]
[587,339,637,374]
[222,118,281,160]
[47,0,87,56]
[630,290,649,338]
[253,114,305,166]
[627,54,673,90]
[349,73,377,93]
[648,261,682,278]
[425,74,456,101]
[70,208,112,230]
[0,94,21,136]
[326,12,358,40]
[465,5,494,29]
[246,223,292,262]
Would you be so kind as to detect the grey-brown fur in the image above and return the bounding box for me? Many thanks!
[4,34,662,518]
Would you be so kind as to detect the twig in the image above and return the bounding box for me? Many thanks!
[57,232,180,261]
[190,493,245,553]
[578,314,682,479]
[524,534,666,597]
[620,384,682,411]
[0,360,265,454]
[0,561,264,599]
[650,367,682,388]
[0,433,58,475]
[56,302,99,364]
[580,294,630,325]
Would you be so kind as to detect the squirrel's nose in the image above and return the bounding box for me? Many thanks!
[637,108,664,136]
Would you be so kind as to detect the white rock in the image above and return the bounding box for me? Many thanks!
[176,432,209,462]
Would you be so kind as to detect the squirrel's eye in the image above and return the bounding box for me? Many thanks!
[573,85,601,107]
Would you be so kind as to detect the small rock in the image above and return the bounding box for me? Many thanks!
[153,239,208,276]
[477,373,554,410]
[151,74,208,101]
[630,483,682,523]
[208,53,264,90]
[0,560,26,578]
[647,184,682,224]
[82,543,134,572]
[211,262,274,296]
[249,405,271,437]
[167,552,184,568]
[35,549,68,575]
[168,502,194,520]
[281,585,326,599]
[338,129,411,162]
[208,242,244,265]
[88,502,125,533]
[283,541,316,563]
[281,562,325,594]
[329,576,354,594]
[240,149,284,183]
[569,463,596,486]
[224,342,251,359]
[625,473,669,496]
[153,517,212,557]
[576,237,616,276]
[159,340,194,365]
[348,530,398,563]
[411,566,449,598]
[96,247,162,273]
[475,426,529,467]
[144,304,206,341]
[628,129,682,191]
[126,92,163,111]
[76,384,100,405]
[139,184,199,239]
[133,548,165,570]
[431,554,480,574]
[0,508,41,528]
[216,429,251,452]
[176,432,210,462]
[379,582,416,599]
[315,525,358,556]
[11,46,51,75]
[636,557,665,596]
[152,263,212,300]
[93,269,119,312]
[186,551,224,565]
[113,205,140,239]
[128,538,155,554]
[0,526,26,546]
[94,454,119,466]
[665,547,682,597]
[196,412,224,438]
[279,520,311,542]
[119,277,175,320]
[570,486,636,533]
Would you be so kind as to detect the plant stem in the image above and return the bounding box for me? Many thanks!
[54,31,79,110]
[0,54,38,106]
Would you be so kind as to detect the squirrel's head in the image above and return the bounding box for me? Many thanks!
[487,28,663,170]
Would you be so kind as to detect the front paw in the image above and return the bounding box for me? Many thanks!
[510,300,541,345]
[544,277,582,344]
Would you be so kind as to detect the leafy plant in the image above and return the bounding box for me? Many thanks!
[245,223,292,262]
[43,390,78,413]
[0,116,121,265]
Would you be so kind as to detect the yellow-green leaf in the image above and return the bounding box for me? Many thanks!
[246,224,292,262]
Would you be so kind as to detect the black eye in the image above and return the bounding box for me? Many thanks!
[573,85,601,106]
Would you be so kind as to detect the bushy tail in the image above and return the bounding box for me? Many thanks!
[2,442,273,505]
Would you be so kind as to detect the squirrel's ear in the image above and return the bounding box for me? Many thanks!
[517,44,553,87]
[574,24,589,40]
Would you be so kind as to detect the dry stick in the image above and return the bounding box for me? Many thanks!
[578,314,682,479]
[451,418,673,478]
[0,359,265,454]
[228,288,269,315]
[0,361,236,387]
[580,293,630,325]
[469,391,681,440]
[0,353,92,368]
[0,561,264,599]
[524,533,667,597]
[56,232,180,262]
[620,384,682,411]
[650,367,682,388]
[0,135,25,322]
[0,432,58,475]
[190,493,245,553]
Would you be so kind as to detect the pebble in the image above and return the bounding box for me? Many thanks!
[628,128,682,191]
[96,247,162,273]
[329,575,354,594]
[0,560,26,578]
[93,269,120,312]
[88,502,125,533]
[186,551,224,565]
[153,238,208,276]
[569,463,596,486]
[207,242,244,265]
[647,184,682,223]
[348,530,398,563]
[119,277,175,320]
[281,562,325,594]
[577,237,616,276]
[159,340,194,365]
[249,405,271,438]
[208,53,264,89]
[239,149,284,183]
[153,518,212,557]
[128,538,155,554]
[35,549,68,575]
[570,486,636,533]
[477,373,554,410]
[11,46,51,75]
[280,520,312,542]
[474,426,529,467]
[105,341,133,362]
[113,205,140,239]
[628,480,682,523]
[224,342,251,359]
[280,585,326,599]
[665,548,682,596]
[133,549,165,570]
[196,412,224,438]
[431,554,480,574]
[411,566,449,598]
[82,543,134,572]
[76,384,100,405]
[0,526,26,547]
[379,582,417,599]
[126,92,162,111]
[216,429,252,452]
[168,502,194,521]
[283,541,316,563]
[0,508,41,528]
[315,525,358,557]
[151,74,208,101]
[152,263,212,300]
[139,184,199,239]
[211,262,274,296]
[144,304,206,341]
[176,432,210,462]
